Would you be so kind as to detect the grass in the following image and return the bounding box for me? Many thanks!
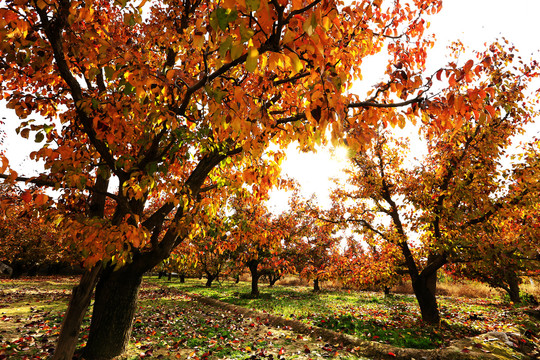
[0,275,538,359]
[0,276,373,359]
[154,277,539,350]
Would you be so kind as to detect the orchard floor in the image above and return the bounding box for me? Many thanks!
[0,276,539,360]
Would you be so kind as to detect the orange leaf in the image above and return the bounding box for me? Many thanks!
[463,59,474,74]
[35,193,49,206]
[485,105,496,118]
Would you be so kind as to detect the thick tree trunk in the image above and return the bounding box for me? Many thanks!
[313,278,321,292]
[506,272,521,303]
[179,274,185,283]
[247,261,260,297]
[205,274,216,287]
[412,274,440,324]
[52,264,101,360]
[82,265,144,359]
[384,286,390,297]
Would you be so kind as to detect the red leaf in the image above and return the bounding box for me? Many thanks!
[21,190,32,203]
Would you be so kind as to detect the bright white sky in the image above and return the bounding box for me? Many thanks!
[267,0,540,212]
[1,0,539,210]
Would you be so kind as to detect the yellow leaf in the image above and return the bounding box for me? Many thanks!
[246,46,259,72]
[231,43,243,60]
[193,34,205,49]
[287,52,303,73]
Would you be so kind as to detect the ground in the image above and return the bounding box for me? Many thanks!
[0,276,539,359]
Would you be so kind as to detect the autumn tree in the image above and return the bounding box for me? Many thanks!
[155,242,197,282]
[333,234,406,295]
[332,44,539,324]
[228,192,285,297]
[191,215,233,287]
[448,140,540,303]
[0,0,454,357]
[290,203,340,292]
[0,184,75,277]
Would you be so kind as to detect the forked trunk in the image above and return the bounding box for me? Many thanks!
[205,274,216,287]
[82,265,144,359]
[52,264,101,360]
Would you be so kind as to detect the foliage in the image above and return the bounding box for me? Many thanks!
[0,184,74,277]
[328,43,540,322]
[2,0,537,354]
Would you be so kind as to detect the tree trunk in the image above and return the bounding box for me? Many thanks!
[82,265,144,359]
[205,274,215,287]
[384,286,390,297]
[506,272,521,303]
[313,278,321,292]
[168,272,172,281]
[412,275,440,324]
[52,264,101,360]
[268,275,279,287]
[247,261,260,297]
[179,274,185,283]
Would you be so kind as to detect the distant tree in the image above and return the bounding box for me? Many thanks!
[331,45,539,323]
[447,142,540,303]
[0,184,73,277]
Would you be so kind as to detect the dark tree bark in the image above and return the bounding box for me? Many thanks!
[52,264,101,360]
[247,260,260,297]
[205,273,216,287]
[411,273,440,324]
[504,271,521,303]
[313,278,321,292]
[383,286,390,297]
[267,273,280,287]
[179,274,185,283]
[82,263,146,359]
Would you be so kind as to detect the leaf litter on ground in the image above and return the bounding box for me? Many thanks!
[0,277,371,359]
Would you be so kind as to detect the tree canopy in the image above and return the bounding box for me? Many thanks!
[2,0,538,358]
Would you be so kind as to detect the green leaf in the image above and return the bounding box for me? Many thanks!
[123,82,135,95]
[246,0,260,11]
[240,27,254,42]
[210,8,237,31]
[219,36,233,58]
[231,43,243,60]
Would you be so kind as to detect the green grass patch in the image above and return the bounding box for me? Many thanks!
[152,277,537,350]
